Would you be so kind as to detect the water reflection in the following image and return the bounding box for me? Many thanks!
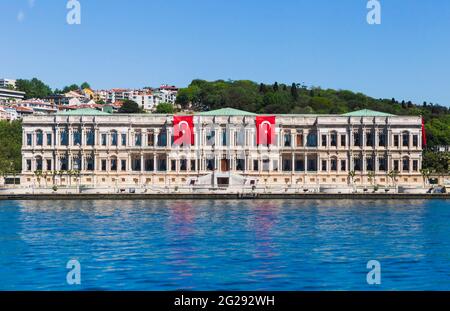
[0,199,448,290]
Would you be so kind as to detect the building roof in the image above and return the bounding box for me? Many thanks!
[342,109,395,117]
[197,108,257,116]
[57,108,111,116]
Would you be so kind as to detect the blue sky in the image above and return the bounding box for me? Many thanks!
[1,0,450,106]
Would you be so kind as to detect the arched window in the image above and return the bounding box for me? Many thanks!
[402,131,410,147]
[36,130,43,146]
[402,156,410,171]
[330,131,337,147]
[110,156,118,171]
[330,157,338,171]
[111,131,118,146]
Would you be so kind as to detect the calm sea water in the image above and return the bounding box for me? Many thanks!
[0,199,449,290]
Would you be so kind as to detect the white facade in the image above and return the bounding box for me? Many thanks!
[21,110,425,192]
[0,78,16,89]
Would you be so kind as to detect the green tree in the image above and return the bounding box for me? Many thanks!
[15,78,52,99]
[273,82,279,92]
[62,84,80,93]
[291,83,299,100]
[118,99,143,113]
[80,82,91,89]
[155,102,174,114]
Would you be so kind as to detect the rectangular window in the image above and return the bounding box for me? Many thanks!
[206,159,214,171]
[307,159,317,171]
[222,130,227,146]
[171,160,176,171]
[27,133,32,146]
[413,160,418,171]
[158,131,167,147]
[101,134,107,146]
[253,159,259,171]
[413,135,418,147]
[36,132,43,146]
[340,160,346,171]
[121,159,127,171]
[296,134,303,147]
[121,133,127,146]
[111,132,118,146]
[331,159,337,171]
[284,133,291,147]
[101,160,107,171]
[60,131,68,146]
[403,158,410,171]
[307,133,317,147]
[321,135,327,147]
[235,130,245,146]
[330,134,337,147]
[378,132,386,147]
[353,132,360,147]
[158,159,167,171]
[206,130,215,146]
[394,160,399,171]
[394,135,399,147]
[135,133,142,146]
[340,135,346,147]
[36,158,43,171]
[147,133,154,146]
[235,159,244,171]
[191,159,196,171]
[86,131,95,146]
[295,159,304,172]
[111,159,117,171]
[366,157,374,171]
[354,158,361,171]
[272,159,279,171]
[47,133,52,146]
[378,157,386,171]
[283,159,291,171]
[145,159,154,171]
[321,160,327,171]
[262,159,270,172]
[87,158,94,171]
[403,133,409,147]
[133,159,141,171]
[366,132,374,147]
[46,159,52,171]
[26,159,32,171]
[73,131,81,145]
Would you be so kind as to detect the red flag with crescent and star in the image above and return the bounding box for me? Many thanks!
[422,117,427,148]
[256,116,276,145]
[173,115,194,146]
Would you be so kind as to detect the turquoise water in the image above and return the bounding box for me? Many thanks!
[0,199,449,290]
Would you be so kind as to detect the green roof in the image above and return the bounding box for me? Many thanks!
[197,108,257,116]
[342,109,395,117]
[57,108,111,116]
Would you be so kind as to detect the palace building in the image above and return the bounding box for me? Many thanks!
[20,108,425,193]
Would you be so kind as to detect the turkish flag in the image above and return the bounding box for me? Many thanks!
[422,117,427,148]
[173,116,194,146]
[256,116,276,145]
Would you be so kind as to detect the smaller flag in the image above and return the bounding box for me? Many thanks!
[422,117,427,148]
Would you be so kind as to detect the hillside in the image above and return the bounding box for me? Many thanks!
[176,79,450,147]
